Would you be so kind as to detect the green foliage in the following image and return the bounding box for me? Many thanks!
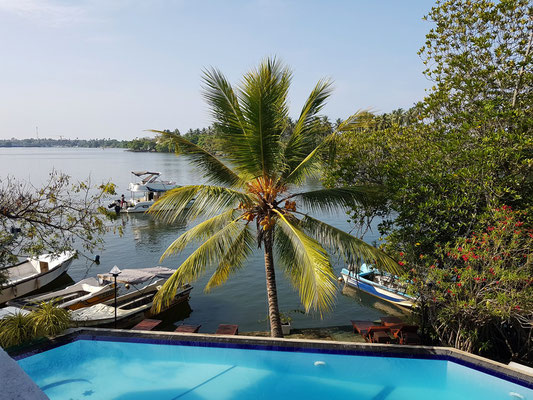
[0,171,118,269]
[150,58,398,337]
[0,302,71,349]
[29,301,71,337]
[0,312,33,349]
[323,0,532,361]
[410,207,532,361]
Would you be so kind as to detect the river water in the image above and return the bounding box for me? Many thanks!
[0,147,405,332]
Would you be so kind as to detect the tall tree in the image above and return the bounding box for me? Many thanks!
[150,58,400,337]
[323,0,532,361]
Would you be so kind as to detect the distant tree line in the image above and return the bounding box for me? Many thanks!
[0,117,343,155]
[0,138,128,148]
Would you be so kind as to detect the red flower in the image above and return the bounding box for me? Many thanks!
[487,226,495,231]
[430,265,436,269]
[462,255,469,262]
[457,282,462,287]
[399,252,404,257]
[398,261,405,266]
[515,221,524,227]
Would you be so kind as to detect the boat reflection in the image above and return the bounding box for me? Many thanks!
[125,213,188,245]
[341,284,410,317]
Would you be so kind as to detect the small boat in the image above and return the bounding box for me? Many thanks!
[0,252,76,304]
[341,264,415,308]
[7,277,115,311]
[124,171,179,213]
[70,267,192,328]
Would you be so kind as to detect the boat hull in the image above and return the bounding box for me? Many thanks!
[0,252,75,304]
[71,284,192,328]
[124,200,154,213]
[341,268,415,308]
[8,279,116,312]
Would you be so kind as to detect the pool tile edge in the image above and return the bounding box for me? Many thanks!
[10,327,533,390]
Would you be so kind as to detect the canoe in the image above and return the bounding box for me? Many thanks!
[0,252,76,304]
[7,277,115,311]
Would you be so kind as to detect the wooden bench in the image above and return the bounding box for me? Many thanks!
[380,316,404,327]
[131,319,162,331]
[350,320,375,336]
[366,326,393,343]
[175,324,201,333]
[215,324,239,335]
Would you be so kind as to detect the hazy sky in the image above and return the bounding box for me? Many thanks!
[0,0,433,140]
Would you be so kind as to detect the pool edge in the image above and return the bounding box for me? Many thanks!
[10,327,533,390]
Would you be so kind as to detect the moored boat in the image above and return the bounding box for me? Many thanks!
[70,267,192,328]
[0,252,76,304]
[124,171,179,213]
[7,277,115,311]
[341,264,415,308]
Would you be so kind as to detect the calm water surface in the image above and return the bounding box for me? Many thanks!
[0,147,405,332]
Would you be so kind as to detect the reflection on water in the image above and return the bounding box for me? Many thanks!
[126,213,188,247]
[1,148,398,333]
[341,285,410,318]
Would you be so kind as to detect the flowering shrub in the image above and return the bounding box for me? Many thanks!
[411,207,532,362]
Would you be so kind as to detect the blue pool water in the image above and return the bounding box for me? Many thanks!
[18,339,532,400]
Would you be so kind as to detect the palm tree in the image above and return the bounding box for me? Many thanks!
[150,58,401,337]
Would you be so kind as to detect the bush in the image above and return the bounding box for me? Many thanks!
[409,207,532,363]
[0,301,71,349]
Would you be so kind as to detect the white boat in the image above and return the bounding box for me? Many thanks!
[124,171,179,213]
[0,252,76,304]
[7,277,115,311]
[70,267,192,328]
[341,264,415,308]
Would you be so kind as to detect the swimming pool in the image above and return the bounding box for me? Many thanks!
[16,333,533,400]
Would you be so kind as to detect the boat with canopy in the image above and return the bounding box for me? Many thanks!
[70,266,192,328]
[124,171,179,213]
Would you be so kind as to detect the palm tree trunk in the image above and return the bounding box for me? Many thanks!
[263,229,283,338]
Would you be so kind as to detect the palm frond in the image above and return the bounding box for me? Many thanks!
[336,109,372,132]
[281,110,371,185]
[205,225,255,291]
[149,185,252,224]
[160,209,237,261]
[273,210,337,314]
[152,219,245,312]
[281,144,323,185]
[202,67,259,179]
[238,58,291,178]
[150,130,244,187]
[282,79,332,177]
[300,215,402,275]
[289,186,384,214]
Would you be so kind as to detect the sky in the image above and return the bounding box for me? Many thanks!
[0,0,433,140]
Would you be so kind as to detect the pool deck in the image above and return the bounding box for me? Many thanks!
[9,327,533,390]
[0,347,49,400]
